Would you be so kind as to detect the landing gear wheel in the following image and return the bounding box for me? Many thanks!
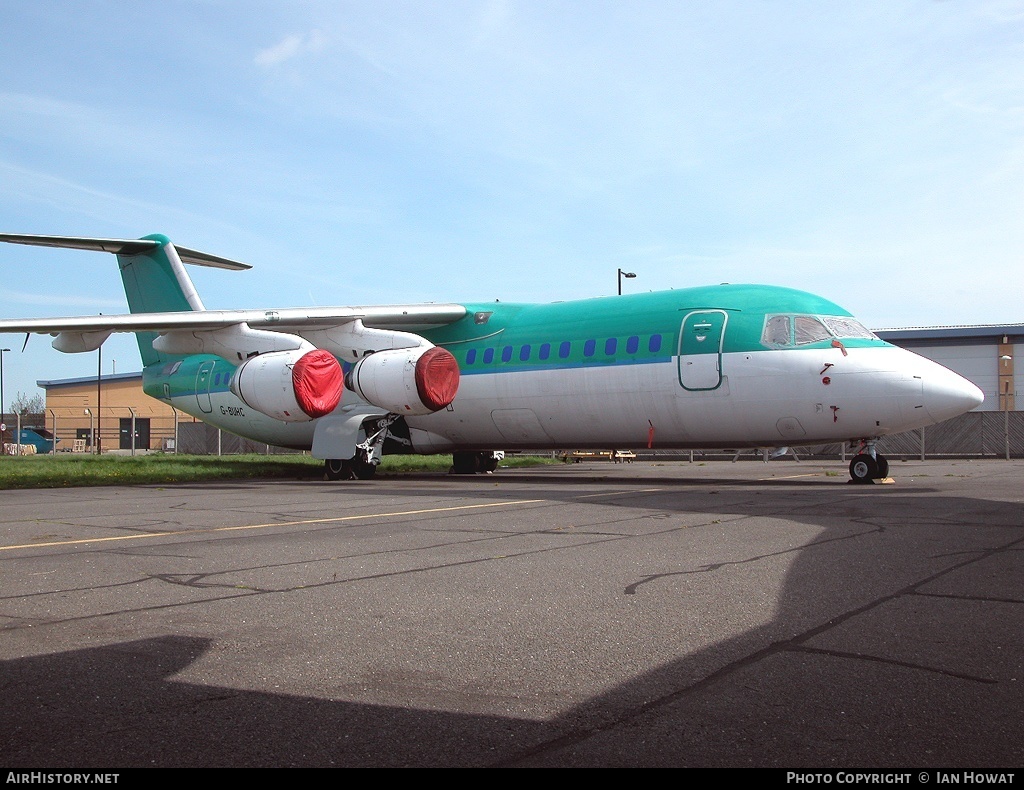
[479,452,500,473]
[324,458,350,481]
[344,448,378,480]
[849,453,878,484]
[874,454,889,480]
[451,451,481,475]
[351,459,377,479]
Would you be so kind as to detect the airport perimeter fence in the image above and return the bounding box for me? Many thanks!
[636,411,1024,462]
[169,411,1024,461]
[175,423,302,456]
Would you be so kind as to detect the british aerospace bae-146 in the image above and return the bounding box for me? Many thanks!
[0,233,983,483]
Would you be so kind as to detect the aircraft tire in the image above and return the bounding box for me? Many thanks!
[352,461,377,480]
[451,451,481,474]
[324,458,350,481]
[479,452,499,473]
[849,454,878,484]
[874,454,890,480]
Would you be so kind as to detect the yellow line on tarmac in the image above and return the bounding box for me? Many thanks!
[576,488,664,498]
[0,499,546,552]
[757,473,823,481]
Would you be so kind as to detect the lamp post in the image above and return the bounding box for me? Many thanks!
[617,268,636,295]
[0,347,10,446]
[96,343,102,454]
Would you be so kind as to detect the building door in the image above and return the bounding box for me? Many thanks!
[119,418,151,450]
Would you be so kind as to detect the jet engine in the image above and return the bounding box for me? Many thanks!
[345,346,460,415]
[230,348,343,422]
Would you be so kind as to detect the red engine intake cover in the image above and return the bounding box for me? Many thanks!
[414,347,460,411]
[292,349,343,418]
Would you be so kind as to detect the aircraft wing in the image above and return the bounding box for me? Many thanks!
[0,305,468,335]
[0,232,468,361]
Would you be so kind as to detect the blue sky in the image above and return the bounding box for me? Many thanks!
[2,1,1023,403]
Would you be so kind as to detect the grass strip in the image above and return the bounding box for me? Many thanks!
[0,452,558,490]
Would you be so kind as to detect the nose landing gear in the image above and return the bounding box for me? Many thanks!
[848,440,889,484]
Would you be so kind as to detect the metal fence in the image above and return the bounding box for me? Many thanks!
[175,423,302,456]
[170,411,1024,460]
[638,411,1024,462]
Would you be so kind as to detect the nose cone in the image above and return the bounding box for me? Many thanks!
[922,363,984,423]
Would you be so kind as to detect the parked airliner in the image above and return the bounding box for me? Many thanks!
[0,233,983,482]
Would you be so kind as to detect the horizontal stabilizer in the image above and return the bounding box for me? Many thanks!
[0,233,251,270]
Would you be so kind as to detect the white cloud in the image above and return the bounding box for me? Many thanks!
[254,30,326,67]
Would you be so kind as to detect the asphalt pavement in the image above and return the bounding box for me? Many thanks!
[1,458,1021,768]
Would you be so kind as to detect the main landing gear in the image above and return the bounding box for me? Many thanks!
[324,453,377,481]
[451,450,504,475]
[323,416,399,481]
[848,440,889,484]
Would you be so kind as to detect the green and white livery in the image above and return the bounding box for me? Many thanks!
[0,234,983,483]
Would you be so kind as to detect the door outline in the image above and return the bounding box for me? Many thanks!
[677,310,728,391]
[195,360,215,413]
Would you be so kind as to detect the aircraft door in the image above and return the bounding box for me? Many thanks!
[678,310,727,391]
[195,360,215,414]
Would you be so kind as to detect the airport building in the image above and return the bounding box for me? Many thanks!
[874,323,1023,412]
[31,372,180,453]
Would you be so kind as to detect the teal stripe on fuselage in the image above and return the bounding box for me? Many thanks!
[142,283,889,398]
[423,284,885,376]
[142,354,237,400]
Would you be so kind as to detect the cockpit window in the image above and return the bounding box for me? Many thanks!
[794,316,832,345]
[763,313,879,348]
[762,315,792,347]
[763,314,851,348]
[822,317,877,340]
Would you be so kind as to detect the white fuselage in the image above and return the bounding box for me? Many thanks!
[169,343,983,455]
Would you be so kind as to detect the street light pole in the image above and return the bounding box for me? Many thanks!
[0,347,10,446]
[617,268,636,295]
[96,343,102,454]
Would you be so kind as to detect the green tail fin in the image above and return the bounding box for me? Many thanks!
[116,234,204,366]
